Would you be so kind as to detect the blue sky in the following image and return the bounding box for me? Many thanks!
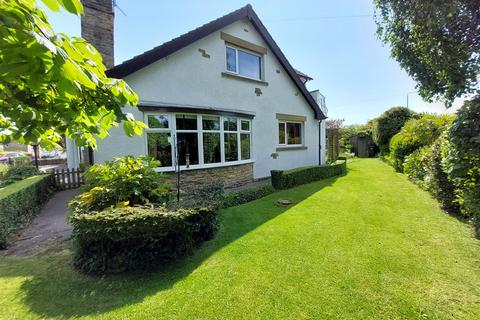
[43,0,457,124]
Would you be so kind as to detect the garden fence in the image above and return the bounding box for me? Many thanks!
[50,168,84,190]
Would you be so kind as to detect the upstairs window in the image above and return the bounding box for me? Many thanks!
[225,46,262,80]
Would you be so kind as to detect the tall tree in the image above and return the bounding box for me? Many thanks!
[375,0,480,107]
[0,0,145,149]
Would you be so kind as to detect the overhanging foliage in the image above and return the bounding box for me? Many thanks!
[0,0,146,149]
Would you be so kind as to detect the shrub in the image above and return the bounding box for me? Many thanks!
[4,164,39,181]
[443,97,480,234]
[403,146,431,188]
[223,184,275,208]
[169,181,226,210]
[12,156,33,166]
[0,164,8,179]
[271,158,346,190]
[423,136,459,214]
[69,155,172,213]
[389,114,455,172]
[70,206,218,274]
[0,175,53,248]
[372,106,415,154]
[191,181,225,208]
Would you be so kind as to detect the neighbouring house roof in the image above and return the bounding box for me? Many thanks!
[294,68,313,82]
[106,4,326,120]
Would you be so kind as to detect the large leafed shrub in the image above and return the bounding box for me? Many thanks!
[424,136,459,214]
[372,107,415,154]
[403,145,431,188]
[70,206,218,274]
[69,156,172,213]
[443,98,480,234]
[389,114,455,172]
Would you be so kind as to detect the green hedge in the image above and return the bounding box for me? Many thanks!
[271,158,347,190]
[70,206,218,274]
[223,184,275,208]
[0,175,53,248]
[389,114,455,172]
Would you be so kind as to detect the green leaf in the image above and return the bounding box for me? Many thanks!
[58,0,84,14]
[41,0,60,12]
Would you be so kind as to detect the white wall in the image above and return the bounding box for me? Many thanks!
[319,120,326,165]
[94,19,320,179]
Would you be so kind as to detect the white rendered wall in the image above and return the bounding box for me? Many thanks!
[94,19,320,179]
[319,120,326,165]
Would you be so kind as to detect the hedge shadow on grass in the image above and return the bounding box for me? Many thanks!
[0,175,342,318]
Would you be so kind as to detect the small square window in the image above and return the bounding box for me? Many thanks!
[223,117,237,131]
[241,120,250,131]
[202,116,220,131]
[287,123,302,145]
[176,114,197,130]
[148,115,169,129]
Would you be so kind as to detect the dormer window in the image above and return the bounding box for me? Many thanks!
[226,46,262,80]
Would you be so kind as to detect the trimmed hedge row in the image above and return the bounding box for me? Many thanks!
[0,175,53,248]
[271,158,347,190]
[223,184,275,208]
[70,206,218,274]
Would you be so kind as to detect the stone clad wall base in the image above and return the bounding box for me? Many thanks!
[165,163,254,193]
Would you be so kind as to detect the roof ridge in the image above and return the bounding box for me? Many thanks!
[106,4,326,120]
[107,5,248,76]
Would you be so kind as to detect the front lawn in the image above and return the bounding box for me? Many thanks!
[1,159,479,319]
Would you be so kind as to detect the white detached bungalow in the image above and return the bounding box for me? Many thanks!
[68,3,328,189]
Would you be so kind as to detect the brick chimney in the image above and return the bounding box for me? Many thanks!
[81,0,114,69]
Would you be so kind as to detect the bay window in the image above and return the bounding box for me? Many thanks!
[145,113,252,169]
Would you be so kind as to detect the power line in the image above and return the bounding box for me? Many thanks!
[264,14,373,22]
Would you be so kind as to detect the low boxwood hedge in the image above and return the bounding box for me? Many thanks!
[271,158,347,190]
[70,206,218,274]
[0,174,53,248]
[223,184,275,208]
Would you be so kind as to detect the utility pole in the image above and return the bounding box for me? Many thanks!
[406,91,415,109]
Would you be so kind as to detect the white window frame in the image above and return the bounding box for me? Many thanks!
[240,119,251,160]
[225,45,263,81]
[202,115,222,165]
[144,113,253,172]
[278,121,304,147]
[145,113,175,168]
[175,114,201,167]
